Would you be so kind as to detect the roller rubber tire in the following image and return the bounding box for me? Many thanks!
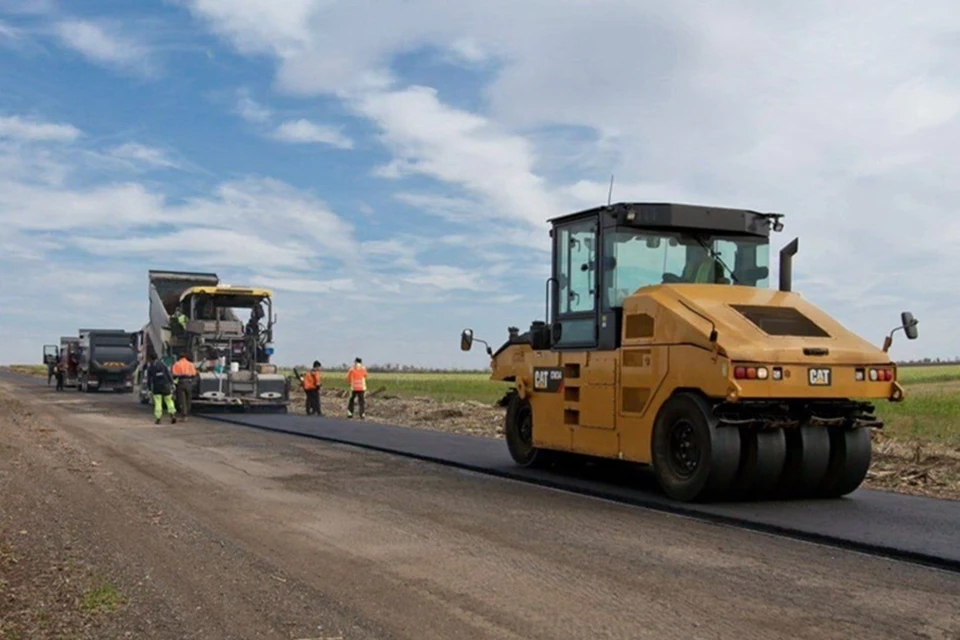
[816,427,872,498]
[504,394,552,468]
[730,428,787,501]
[776,425,831,499]
[651,393,741,503]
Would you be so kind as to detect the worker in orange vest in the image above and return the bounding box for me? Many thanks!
[171,352,198,420]
[346,357,367,419]
[302,360,322,416]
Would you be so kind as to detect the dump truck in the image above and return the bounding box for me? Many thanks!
[76,329,138,392]
[138,270,289,412]
[461,202,918,502]
[58,336,80,388]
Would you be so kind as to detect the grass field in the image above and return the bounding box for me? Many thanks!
[10,362,960,447]
[287,370,511,404]
[878,365,960,448]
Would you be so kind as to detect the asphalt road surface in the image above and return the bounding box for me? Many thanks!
[2,375,959,639]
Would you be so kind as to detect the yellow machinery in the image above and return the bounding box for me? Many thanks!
[461,202,919,502]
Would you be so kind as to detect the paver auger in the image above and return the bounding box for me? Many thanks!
[461,202,919,502]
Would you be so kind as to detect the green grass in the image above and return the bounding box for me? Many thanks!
[80,580,125,615]
[896,364,960,385]
[285,370,511,404]
[868,365,960,447]
[7,364,47,377]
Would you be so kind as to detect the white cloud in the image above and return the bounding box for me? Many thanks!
[0,114,80,142]
[183,0,319,57]
[0,0,57,15]
[401,264,485,291]
[108,143,180,169]
[356,86,559,227]
[233,91,354,150]
[75,228,315,269]
[254,275,356,294]
[0,20,22,41]
[271,118,353,149]
[54,19,155,76]
[0,180,166,230]
[235,89,273,123]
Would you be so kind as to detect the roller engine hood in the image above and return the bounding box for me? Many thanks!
[649,284,890,365]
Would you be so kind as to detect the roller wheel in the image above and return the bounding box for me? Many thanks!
[816,427,872,498]
[776,425,831,499]
[504,394,552,468]
[651,393,741,502]
[730,428,787,500]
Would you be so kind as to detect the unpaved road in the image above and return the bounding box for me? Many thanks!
[1,377,959,639]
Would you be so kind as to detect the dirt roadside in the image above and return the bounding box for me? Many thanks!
[0,383,383,639]
[2,376,960,639]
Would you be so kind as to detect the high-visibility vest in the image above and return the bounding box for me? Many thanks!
[172,359,197,376]
[303,370,321,390]
[347,365,367,391]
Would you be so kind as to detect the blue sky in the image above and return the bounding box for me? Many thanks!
[1,0,958,367]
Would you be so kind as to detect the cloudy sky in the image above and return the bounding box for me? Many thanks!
[0,0,955,367]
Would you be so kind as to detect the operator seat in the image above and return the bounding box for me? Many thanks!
[682,257,718,283]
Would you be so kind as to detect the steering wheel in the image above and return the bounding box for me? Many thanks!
[662,273,682,283]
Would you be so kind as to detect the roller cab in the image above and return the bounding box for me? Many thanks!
[461,202,919,503]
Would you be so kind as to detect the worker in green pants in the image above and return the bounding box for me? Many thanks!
[145,352,177,425]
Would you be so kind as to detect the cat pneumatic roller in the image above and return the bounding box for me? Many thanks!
[461,202,919,502]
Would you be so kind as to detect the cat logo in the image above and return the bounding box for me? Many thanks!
[532,367,564,392]
[808,368,831,386]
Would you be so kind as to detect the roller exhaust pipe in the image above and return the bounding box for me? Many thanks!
[779,238,798,292]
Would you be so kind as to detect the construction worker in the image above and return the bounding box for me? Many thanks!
[54,359,65,392]
[301,360,322,416]
[171,352,197,421]
[145,353,177,425]
[346,357,367,419]
[169,307,188,337]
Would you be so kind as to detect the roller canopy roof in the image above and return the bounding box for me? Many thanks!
[549,202,784,238]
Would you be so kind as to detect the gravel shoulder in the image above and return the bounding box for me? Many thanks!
[1,374,960,639]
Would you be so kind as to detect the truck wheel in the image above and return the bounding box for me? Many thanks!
[504,394,551,468]
[651,393,741,502]
[816,427,872,498]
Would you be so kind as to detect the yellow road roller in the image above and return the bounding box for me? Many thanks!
[461,202,918,502]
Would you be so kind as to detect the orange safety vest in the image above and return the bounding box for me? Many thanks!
[172,358,197,376]
[302,370,321,390]
[346,365,367,391]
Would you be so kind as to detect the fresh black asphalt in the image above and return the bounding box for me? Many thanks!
[205,411,960,573]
